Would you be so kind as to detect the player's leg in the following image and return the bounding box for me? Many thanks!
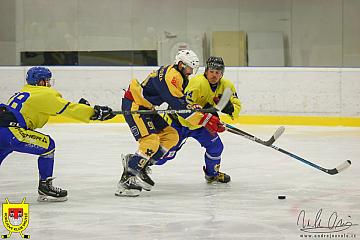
[117,100,178,196]
[36,144,67,202]
[122,102,162,190]
[150,114,180,163]
[6,127,67,201]
[156,122,188,165]
[190,128,230,183]
[117,99,145,196]
[127,114,179,189]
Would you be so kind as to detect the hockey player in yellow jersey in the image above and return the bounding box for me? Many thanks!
[116,50,226,197]
[159,56,241,183]
[0,66,115,202]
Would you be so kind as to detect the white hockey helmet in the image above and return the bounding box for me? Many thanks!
[174,49,200,74]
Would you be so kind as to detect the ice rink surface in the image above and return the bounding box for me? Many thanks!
[1,123,359,240]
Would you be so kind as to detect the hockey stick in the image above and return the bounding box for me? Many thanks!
[225,124,351,175]
[225,124,285,146]
[269,145,352,175]
[114,108,216,115]
[113,88,233,115]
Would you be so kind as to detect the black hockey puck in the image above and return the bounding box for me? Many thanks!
[278,195,286,199]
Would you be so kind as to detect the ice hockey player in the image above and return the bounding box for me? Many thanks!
[0,66,115,202]
[117,50,226,197]
[159,56,241,184]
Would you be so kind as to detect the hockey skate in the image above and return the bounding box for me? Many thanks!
[122,153,154,191]
[203,166,231,183]
[37,177,68,202]
[138,161,154,191]
[115,154,143,197]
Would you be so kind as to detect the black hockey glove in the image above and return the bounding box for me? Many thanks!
[79,98,90,106]
[91,105,116,121]
[221,101,234,115]
[203,103,219,117]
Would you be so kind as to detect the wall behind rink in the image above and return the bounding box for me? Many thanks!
[0,67,359,126]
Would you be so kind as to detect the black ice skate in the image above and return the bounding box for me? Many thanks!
[124,154,155,191]
[203,166,231,183]
[37,177,68,202]
[138,161,154,192]
[115,154,142,197]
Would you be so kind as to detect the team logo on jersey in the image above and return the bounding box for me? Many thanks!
[1,198,30,239]
[171,77,177,87]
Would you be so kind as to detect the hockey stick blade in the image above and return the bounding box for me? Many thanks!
[214,87,232,111]
[326,160,351,175]
[264,126,285,146]
[225,124,285,146]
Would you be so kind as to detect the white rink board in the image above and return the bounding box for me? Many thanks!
[0,66,359,116]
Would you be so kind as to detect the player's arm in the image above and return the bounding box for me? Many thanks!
[47,94,94,122]
[46,91,114,122]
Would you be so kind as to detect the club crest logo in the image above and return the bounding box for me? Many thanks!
[2,198,30,239]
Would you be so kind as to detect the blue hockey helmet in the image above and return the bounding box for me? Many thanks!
[26,66,52,85]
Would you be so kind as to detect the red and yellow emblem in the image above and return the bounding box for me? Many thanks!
[2,198,30,239]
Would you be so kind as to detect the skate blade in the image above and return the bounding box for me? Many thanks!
[115,188,141,197]
[37,195,68,202]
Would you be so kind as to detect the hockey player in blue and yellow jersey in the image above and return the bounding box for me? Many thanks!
[116,50,226,197]
[159,56,241,183]
[0,66,115,202]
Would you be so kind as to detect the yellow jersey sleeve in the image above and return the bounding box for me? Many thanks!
[30,87,94,122]
[10,85,94,129]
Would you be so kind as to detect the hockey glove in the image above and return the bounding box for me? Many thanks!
[189,103,202,110]
[202,103,218,117]
[199,113,225,133]
[91,105,116,121]
[221,100,234,115]
[79,98,90,106]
